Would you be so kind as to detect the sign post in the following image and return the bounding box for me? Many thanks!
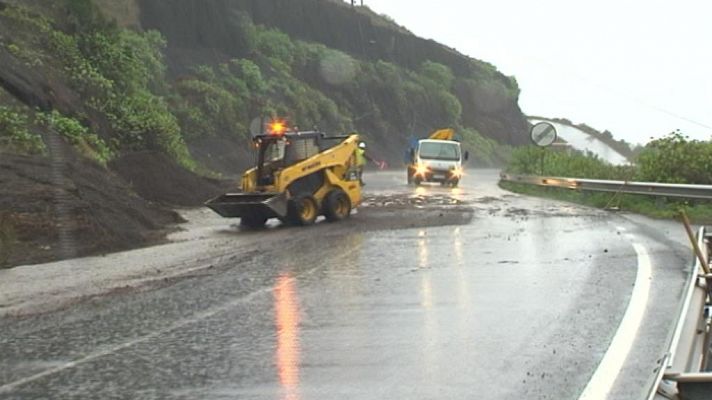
[530,122,558,176]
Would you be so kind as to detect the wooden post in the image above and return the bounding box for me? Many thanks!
[681,210,710,275]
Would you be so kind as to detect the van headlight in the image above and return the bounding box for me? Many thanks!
[451,166,464,178]
[415,163,430,176]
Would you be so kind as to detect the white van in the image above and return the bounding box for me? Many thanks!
[406,139,468,187]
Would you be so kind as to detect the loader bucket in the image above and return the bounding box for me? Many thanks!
[205,192,288,219]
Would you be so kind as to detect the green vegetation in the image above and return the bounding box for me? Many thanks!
[506,146,632,180]
[0,106,46,155]
[0,1,517,170]
[0,1,194,169]
[170,21,513,162]
[36,110,113,164]
[636,130,712,184]
[500,180,712,222]
[502,132,712,222]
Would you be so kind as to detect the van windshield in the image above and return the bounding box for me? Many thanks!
[419,142,460,161]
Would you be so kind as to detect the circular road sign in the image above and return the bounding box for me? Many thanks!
[530,122,557,147]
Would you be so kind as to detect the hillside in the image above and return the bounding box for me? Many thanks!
[529,116,636,161]
[137,0,529,152]
[0,0,528,266]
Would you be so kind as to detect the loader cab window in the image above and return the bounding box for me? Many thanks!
[285,138,320,165]
[257,139,287,186]
[264,139,287,163]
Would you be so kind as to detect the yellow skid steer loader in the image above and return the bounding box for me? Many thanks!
[205,128,362,228]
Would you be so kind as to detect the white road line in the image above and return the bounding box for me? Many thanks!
[0,240,362,394]
[0,282,280,394]
[578,242,653,400]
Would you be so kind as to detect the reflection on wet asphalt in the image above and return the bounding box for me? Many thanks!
[0,170,689,400]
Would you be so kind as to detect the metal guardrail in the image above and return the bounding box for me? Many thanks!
[498,173,712,398]
[648,227,711,400]
[499,173,712,200]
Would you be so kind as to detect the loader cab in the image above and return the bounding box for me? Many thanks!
[255,131,323,186]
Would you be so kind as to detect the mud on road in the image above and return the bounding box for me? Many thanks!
[356,193,473,230]
[0,190,473,318]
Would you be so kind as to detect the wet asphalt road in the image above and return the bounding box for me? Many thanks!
[0,170,693,399]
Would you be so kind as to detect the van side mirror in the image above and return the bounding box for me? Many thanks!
[464,151,469,161]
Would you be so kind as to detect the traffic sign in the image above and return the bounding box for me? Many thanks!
[530,122,557,147]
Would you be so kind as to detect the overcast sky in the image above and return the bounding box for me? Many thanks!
[365,0,711,144]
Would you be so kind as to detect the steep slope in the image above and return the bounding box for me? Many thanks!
[138,0,529,152]
[0,0,228,266]
[529,118,630,165]
[0,0,529,266]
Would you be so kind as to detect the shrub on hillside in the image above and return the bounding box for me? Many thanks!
[37,110,113,164]
[0,107,45,155]
[506,146,631,180]
[636,131,712,184]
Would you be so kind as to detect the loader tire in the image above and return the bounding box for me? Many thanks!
[323,190,351,222]
[287,194,318,226]
[240,214,267,229]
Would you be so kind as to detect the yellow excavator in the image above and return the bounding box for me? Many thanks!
[205,124,362,228]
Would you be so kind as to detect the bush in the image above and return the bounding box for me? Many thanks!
[174,78,245,139]
[506,146,631,180]
[419,61,454,89]
[79,29,168,93]
[37,110,113,164]
[0,106,46,154]
[255,28,296,66]
[636,131,712,184]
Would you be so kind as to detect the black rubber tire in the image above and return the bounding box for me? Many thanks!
[407,170,413,185]
[287,194,318,226]
[414,176,422,186]
[451,179,460,188]
[240,214,267,229]
[323,190,351,222]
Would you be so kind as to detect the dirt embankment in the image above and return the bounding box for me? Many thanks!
[0,145,233,268]
[109,151,233,207]
[0,149,174,266]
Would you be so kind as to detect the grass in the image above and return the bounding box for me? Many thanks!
[499,181,712,224]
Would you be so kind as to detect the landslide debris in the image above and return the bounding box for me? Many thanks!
[0,148,182,267]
